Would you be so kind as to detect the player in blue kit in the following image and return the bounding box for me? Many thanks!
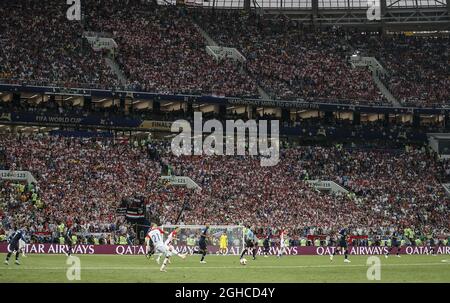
[4,229,26,265]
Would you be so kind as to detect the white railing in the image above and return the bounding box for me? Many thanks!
[206,46,246,63]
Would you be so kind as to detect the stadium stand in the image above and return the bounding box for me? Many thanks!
[0,134,448,244]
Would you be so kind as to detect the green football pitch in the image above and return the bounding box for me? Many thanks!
[0,254,449,283]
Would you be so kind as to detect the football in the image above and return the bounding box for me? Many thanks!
[240,258,247,266]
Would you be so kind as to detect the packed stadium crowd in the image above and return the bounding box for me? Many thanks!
[1,133,448,244]
[0,0,118,89]
[0,134,161,244]
[192,11,388,105]
[296,146,449,232]
[0,0,448,108]
[84,0,259,97]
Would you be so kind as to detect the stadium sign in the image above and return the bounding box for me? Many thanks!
[0,170,37,184]
[1,243,449,256]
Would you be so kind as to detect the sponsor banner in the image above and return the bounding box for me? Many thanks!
[0,243,449,256]
[306,180,349,194]
[159,176,201,190]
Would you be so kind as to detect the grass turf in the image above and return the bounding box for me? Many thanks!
[0,254,449,283]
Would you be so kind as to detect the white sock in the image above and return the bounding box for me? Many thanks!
[162,257,169,268]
